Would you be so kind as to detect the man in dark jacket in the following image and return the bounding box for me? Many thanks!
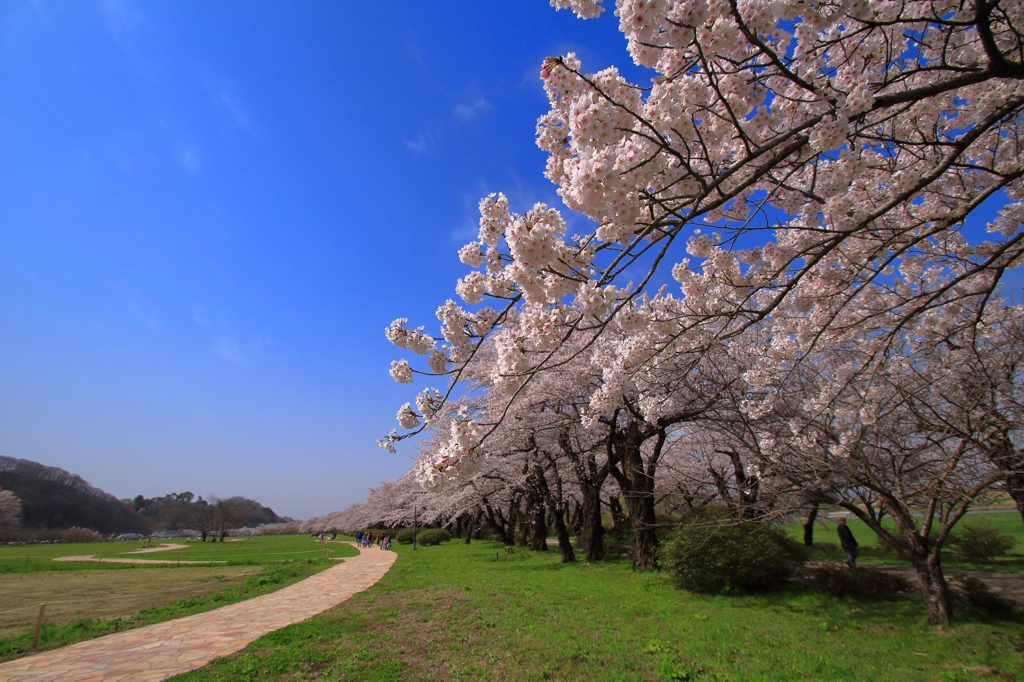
[837,517,859,567]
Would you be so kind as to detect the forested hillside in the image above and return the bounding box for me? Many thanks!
[0,456,148,534]
[0,456,290,536]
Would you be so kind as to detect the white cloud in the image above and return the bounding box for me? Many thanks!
[218,90,257,133]
[177,144,202,172]
[403,133,432,153]
[215,338,243,363]
[453,97,491,121]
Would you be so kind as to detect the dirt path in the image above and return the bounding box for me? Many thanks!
[0,545,397,682]
[806,562,1024,606]
[875,566,1024,607]
[124,544,189,555]
[50,556,224,565]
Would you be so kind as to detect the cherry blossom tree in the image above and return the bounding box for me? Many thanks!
[755,300,1024,623]
[383,0,1024,499]
[0,488,21,530]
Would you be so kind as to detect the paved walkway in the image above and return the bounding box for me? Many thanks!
[0,546,397,682]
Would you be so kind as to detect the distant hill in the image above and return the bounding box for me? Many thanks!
[0,456,149,534]
[0,455,291,536]
[133,493,289,530]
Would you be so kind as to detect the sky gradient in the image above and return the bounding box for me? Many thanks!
[0,2,652,519]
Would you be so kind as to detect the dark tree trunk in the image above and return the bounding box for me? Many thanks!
[481,500,514,545]
[610,422,660,572]
[515,509,530,548]
[911,556,954,624]
[843,503,954,624]
[579,481,605,562]
[528,500,548,551]
[535,465,575,563]
[570,501,582,534]
[551,508,576,562]
[608,495,628,533]
[803,503,819,546]
[621,486,658,571]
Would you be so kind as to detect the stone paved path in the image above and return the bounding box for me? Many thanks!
[0,545,396,682]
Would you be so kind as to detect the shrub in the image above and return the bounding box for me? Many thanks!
[946,523,1016,563]
[414,528,451,546]
[395,528,415,544]
[951,574,1015,614]
[809,563,909,598]
[658,509,806,594]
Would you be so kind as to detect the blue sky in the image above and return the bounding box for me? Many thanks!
[0,1,645,519]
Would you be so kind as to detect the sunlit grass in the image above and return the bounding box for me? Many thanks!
[172,539,1024,681]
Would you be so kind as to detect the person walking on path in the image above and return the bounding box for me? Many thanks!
[837,517,859,568]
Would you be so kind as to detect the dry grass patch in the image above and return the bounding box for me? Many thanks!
[0,566,250,636]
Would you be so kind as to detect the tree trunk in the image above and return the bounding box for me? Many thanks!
[528,500,548,551]
[614,425,659,572]
[579,481,605,562]
[911,556,954,624]
[983,427,1024,525]
[481,500,514,545]
[803,503,819,546]
[535,463,575,563]
[621,486,658,571]
[608,495,628,533]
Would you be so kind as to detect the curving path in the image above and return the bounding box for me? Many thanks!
[0,545,396,682]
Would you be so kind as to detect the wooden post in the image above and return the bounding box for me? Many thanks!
[32,603,46,649]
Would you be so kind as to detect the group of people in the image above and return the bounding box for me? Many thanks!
[355,531,391,551]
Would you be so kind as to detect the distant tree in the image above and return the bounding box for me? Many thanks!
[131,495,146,512]
[188,502,214,542]
[213,497,249,541]
[0,488,22,529]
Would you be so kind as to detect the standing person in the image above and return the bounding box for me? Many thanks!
[355,531,362,546]
[837,518,859,568]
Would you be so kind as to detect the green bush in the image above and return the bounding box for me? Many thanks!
[395,528,415,544]
[413,528,451,546]
[946,523,1016,563]
[809,563,909,598]
[658,509,805,594]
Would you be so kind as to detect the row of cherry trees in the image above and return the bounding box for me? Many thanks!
[366,0,1024,624]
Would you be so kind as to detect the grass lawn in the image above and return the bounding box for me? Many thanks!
[0,534,350,572]
[171,540,1024,682]
[792,511,1024,574]
[0,535,357,663]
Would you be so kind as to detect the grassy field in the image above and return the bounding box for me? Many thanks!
[0,535,357,663]
[172,539,1024,682]
[792,511,1024,574]
[0,534,350,573]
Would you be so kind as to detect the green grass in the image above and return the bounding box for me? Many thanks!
[171,540,1024,682]
[792,511,1024,574]
[0,534,355,573]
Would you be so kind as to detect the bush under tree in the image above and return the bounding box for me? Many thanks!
[658,509,805,594]
[946,523,1017,563]
[414,528,451,546]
